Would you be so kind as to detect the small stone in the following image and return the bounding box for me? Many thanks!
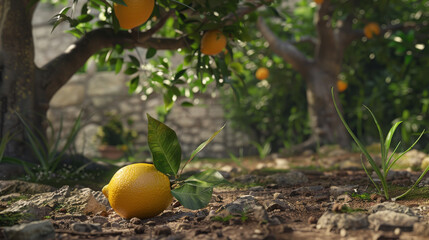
[146,220,156,226]
[111,222,121,228]
[394,228,401,235]
[3,220,55,240]
[177,223,192,230]
[266,200,287,212]
[195,227,211,235]
[134,225,145,234]
[370,194,387,203]
[71,223,102,233]
[308,216,318,224]
[273,192,284,200]
[97,210,109,217]
[130,217,142,225]
[249,186,264,191]
[369,202,416,216]
[368,210,418,231]
[340,228,347,237]
[337,194,352,203]
[92,216,108,224]
[155,225,172,236]
[172,200,182,208]
[316,212,368,230]
[413,222,429,236]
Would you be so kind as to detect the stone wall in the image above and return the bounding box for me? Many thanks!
[33,3,251,159]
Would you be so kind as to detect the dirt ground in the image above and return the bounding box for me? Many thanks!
[2,149,429,240]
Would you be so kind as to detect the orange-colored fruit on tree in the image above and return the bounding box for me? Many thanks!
[114,0,155,30]
[337,80,348,92]
[201,30,227,55]
[256,67,270,80]
[364,22,381,39]
[102,163,172,219]
[314,0,324,4]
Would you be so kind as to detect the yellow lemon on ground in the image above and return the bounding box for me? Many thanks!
[201,30,227,55]
[114,0,155,30]
[256,67,270,80]
[102,163,172,219]
[364,22,381,39]
[337,80,348,92]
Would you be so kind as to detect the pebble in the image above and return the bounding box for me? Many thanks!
[308,216,318,224]
[134,225,145,234]
[92,216,108,224]
[155,225,172,236]
[71,223,102,232]
[3,220,55,240]
[130,217,142,225]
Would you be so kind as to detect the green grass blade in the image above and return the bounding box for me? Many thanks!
[387,130,425,172]
[362,105,386,168]
[393,162,429,201]
[331,88,384,181]
[384,121,402,157]
[16,113,49,169]
[360,155,381,194]
[386,141,401,173]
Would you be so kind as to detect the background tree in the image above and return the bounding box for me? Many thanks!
[0,0,268,161]
[221,0,428,153]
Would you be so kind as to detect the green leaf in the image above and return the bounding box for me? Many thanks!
[115,58,123,74]
[171,183,213,210]
[363,105,386,163]
[128,76,139,94]
[147,114,181,178]
[179,123,225,175]
[111,0,127,6]
[174,69,187,81]
[185,169,228,187]
[146,48,157,59]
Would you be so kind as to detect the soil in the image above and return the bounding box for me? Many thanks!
[1,149,429,240]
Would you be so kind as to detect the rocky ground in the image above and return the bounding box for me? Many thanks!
[1,146,429,240]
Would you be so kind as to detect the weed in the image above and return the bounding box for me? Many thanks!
[351,192,372,201]
[332,88,429,200]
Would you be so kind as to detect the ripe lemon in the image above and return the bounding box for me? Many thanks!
[337,80,348,92]
[314,0,324,4]
[114,0,155,30]
[255,67,270,80]
[364,22,380,39]
[102,163,172,219]
[201,30,227,55]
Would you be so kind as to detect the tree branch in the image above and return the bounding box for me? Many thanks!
[37,11,185,99]
[257,17,311,74]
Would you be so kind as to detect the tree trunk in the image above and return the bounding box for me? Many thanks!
[0,0,47,161]
[305,65,350,148]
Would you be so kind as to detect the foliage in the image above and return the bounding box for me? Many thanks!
[146,114,227,210]
[0,112,85,181]
[219,0,429,152]
[97,113,137,147]
[332,88,429,200]
[251,138,272,160]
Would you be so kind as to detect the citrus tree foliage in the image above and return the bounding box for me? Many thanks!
[221,0,429,151]
[48,0,270,112]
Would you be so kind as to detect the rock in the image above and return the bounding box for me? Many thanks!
[308,216,318,224]
[368,210,419,231]
[421,157,429,171]
[3,220,55,240]
[290,185,324,196]
[64,188,107,214]
[265,199,288,212]
[413,222,429,236]
[155,225,172,236]
[92,216,108,224]
[130,217,142,225]
[337,194,352,203]
[134,225,145,234]
[265,171,308,186]
[369,202,416,216]
[400,149,426,169]
[233,175,258,184]
[71,222,102,232]
[316,212,369,230]
[0,180,56,195]
[329,185,359,197]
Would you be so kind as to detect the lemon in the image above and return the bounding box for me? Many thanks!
[102,163,172,219]
[201,30,227,55]
[255,67,270,80]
